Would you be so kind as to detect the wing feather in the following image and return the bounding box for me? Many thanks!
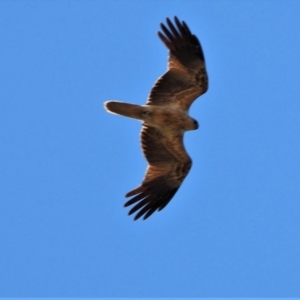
[124,125,192,220]
[147,16,208,110]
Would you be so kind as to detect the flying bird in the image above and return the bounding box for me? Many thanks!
[104,17,208,220]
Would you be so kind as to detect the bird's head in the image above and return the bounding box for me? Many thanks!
[184,116,199,131]
[185,117,199,131]
[193,119,199,130]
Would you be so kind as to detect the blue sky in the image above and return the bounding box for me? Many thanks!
[1,0,300,297]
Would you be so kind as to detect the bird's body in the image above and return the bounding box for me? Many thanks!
[105,101,197,133]
[104,17,208,220]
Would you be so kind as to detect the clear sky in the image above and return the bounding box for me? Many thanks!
[1,0,300,297]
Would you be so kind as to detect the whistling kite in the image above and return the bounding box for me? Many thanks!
[104,17,208,220]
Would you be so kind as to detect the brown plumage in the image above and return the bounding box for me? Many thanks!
[104,17,208,220]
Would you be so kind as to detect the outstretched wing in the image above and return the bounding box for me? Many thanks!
[147,16,208,111]
[124,125,192,220]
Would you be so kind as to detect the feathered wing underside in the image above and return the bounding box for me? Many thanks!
[147,16,208,111]
[124,125,192,220]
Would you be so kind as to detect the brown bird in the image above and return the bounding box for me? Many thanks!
[104,16,208,220]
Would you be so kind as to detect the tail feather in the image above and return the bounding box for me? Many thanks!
[104,101,146,120]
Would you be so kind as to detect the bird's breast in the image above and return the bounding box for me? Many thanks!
[145,106,188,132]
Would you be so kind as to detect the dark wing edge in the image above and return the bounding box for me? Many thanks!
[124,176,180,221]
[158,16,206,67]
[147,16,208,110]
[124,126,192,221]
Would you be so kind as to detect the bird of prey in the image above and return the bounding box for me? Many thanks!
[104,16,208,220]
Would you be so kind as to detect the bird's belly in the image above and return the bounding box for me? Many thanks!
[147,107,186,131]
